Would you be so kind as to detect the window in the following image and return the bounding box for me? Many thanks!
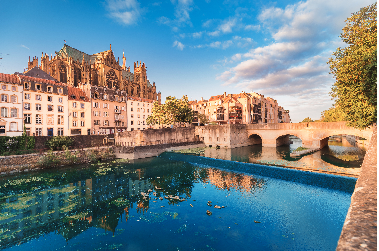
[103,103,108,108]
[137,108,140,112]
[73,112,77,118]
[73,121,77,127]
[36,128,42,136]
[80,103,84,109]
[137,103,139,106]
[48,96,52,102]
[47,115,54,125]
[36,114,42,124]
[9,122,17,131]
[48,105,53,111]
[1,85,6,90]
[73,102,77,108]
[81,121,85,127]
[0,125,4,134]
[58,115,64,125]
[58,106,63,112]
[143,115,145,119]
[104,112,108,117]
[1,108,8,117]
[81,112,85,118]
[59,97,63,103]
[94,120,100,125]
[1,94,8,102]
[24,93,30,100]
[131,114,134,118]
[24,82,30,89]
[131,121,133,125]
[24,114,31,124]
[147,109,149,113]
[131,102,133,105]
[47,86,52,92]
[104,94,108,100]
[11,108,17,118]
[58,88,63,94]
[131,107,133,111]
[137,114,140,118]
[24,103,30,110]
[58,128,64,136]
[36,95,41,101]
[11,96,17,103]
[93,102,99,108]
[93,111,99,116]
[36,84,41,91]
[104,120,109,126]
[36,104,41,111]
[115,96,119,101]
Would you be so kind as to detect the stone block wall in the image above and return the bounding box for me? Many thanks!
[34,135,112,149]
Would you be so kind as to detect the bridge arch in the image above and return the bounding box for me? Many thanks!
[247,133,263,145]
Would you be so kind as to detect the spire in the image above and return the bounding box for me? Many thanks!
[110,44,112,50]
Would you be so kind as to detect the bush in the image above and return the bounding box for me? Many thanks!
[45,136,74,150]
[0,132,36,156]
[38,150,61,168]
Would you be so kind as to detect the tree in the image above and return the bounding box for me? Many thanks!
[301,117,314,123]
[198,113,209,125]
[328,3,377,129]
[320,105,347,122]
[147,96,194,126]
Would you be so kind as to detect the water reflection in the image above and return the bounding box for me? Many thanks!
[200,137,365,177]
[0,158,264,250]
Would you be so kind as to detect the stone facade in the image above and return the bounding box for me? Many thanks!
[190,91,290,125]
[26,44,161,103]
[0,74,23,136]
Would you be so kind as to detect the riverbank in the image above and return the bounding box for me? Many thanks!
[337,126,377,250]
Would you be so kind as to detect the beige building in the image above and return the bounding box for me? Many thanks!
[0,74,24,136]
[191,91,290,125]
[126,96,153,131]
[68,87,91,135]
[19,75,68,136]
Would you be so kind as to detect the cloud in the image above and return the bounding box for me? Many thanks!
[21,45,30,50]
[173,40,185,50]
[244,24,260,31]
[192,31,203,38]
[217,0,373,99]
[158,0,193,30]
[106,0,141,25]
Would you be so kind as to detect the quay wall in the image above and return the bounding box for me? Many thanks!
[337,126,377,250]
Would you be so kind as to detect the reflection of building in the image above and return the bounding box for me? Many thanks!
[190,92,290,125]
[206,168,264,193]
[0,74,23,136]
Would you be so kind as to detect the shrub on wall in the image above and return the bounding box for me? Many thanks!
[0,132,36,156]
[45,136,74,150]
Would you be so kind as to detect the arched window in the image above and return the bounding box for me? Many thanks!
[106,69,118,89]
[59,64,67,83]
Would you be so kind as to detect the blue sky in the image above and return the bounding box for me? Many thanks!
[0,0,374,122]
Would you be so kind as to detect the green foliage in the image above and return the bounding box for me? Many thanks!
[328,3,377,129]
[147,96,194,126]
[198,113,209,125]
[294,147,308,152]
[320,105,347,122]
[62,146,78,165]
[38,150,61,168]
[45,136,74,150]
[0,130,35,156]
[301,117,314,123]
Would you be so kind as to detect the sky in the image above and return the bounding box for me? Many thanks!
[0,0,374,122]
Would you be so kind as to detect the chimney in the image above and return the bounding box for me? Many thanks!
[224,92,226,98]
[201,97,204,101]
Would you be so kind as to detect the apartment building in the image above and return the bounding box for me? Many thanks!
[19,75,68,136]
[68,87,91,135]
[0,74,23,136]
[126,96,153,131]
[89,86,127,135]
[190,91,291,125]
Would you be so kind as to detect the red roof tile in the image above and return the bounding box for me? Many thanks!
[68,86,90,102]
[18,75,66,86]
[0,73,21,84]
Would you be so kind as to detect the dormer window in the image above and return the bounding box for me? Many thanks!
[94,92,99,99]
[58,88,63,94]
[104,94,108,100]
[36,84,41,91]
[47,86,52,92]
[24,82,30,89]
[71,95,76,99]
[80,96,85,101]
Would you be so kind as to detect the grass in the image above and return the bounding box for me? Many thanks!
[294,147,308,152]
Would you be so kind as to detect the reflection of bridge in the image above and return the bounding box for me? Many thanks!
[195,122,374,149]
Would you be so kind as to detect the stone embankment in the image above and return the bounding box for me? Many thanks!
[337,126,377,250]
[0,146,114,175]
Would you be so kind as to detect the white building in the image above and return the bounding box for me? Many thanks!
[0,74,24,136]
[126,96,153,131]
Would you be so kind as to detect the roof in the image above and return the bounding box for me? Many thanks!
[0,73,20,84]
[68,86,90,102]
[56,44,97,63]
[23,66,57,81]
[127,96,154,103]
[208,95,224,101]
[18,75,66,86]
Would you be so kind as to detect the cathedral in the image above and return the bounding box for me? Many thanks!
[26,44,161,103]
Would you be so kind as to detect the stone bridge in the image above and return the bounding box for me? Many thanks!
[195,122,374,149]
